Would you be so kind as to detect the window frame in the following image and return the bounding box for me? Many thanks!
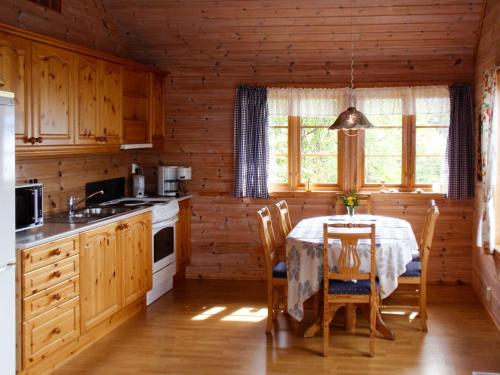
[269,115,344,192]
[268,88,450,193]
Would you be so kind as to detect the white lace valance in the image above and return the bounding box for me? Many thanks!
[268,86,449,117]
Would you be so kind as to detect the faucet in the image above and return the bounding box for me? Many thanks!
[67,190,104,216]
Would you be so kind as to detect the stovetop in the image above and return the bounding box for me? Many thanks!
[100,197,179,223]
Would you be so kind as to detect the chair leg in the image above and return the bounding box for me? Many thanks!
[266,283,274,333]
[369,300,377,357]
[323,301,329,357]
[419,282,428,332]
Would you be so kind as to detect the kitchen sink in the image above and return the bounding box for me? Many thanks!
[46,206,135,224]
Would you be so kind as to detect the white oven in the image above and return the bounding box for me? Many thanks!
[152,216,177,273]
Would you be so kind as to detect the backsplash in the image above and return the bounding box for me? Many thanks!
[16,153,136,214]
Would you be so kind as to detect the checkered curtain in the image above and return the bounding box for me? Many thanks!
[446,83,475,199]
[233,86,269,198]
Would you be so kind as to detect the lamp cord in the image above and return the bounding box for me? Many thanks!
[350,7,354,107]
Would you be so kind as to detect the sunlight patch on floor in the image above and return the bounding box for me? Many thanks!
[191,306,227,321]
[221,307,268,322]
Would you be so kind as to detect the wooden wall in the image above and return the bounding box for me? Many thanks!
[143,61,477,285]
[473,0,500,328]
[0,0,125,56]
[15,152,140,215]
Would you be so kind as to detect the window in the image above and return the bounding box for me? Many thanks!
[300,116,338,185]
[415,98,450,186]
[267,86,450,192]
[268,115,288,185]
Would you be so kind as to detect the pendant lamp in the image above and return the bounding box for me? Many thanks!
[329,11,374,134]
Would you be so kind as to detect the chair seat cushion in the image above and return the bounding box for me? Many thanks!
[402,260,421,277]
[272,261,287,278]
[328,279,378,295]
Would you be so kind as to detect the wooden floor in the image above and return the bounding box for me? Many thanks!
[54,280,500,375]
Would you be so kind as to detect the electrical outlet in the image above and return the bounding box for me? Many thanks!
[486,286,492,303]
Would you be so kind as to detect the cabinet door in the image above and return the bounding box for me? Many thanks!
[74,55,98,144]
[31,42,74,145]
[176,198,192,274]
[150,73,165,143]
[99,61,122,144]
[119,213,152,306]
[0,32,31,145]
[79,223,121,332]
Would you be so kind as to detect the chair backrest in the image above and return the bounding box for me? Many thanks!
[335,194,372,215]
[256,207,279,279]
[274,200,292,241]
[323,223,376,294]
[419,200,439,273]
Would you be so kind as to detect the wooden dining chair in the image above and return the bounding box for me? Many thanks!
[335,194,372,215]
[322,223,378,357]
[274,200,293,243]
[256,207,287,333]
[398,200,439,331]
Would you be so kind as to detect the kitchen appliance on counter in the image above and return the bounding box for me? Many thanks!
[158,166,192,196]
[132,163,145,198]
[0,91,16,374]
[15,182,44,232]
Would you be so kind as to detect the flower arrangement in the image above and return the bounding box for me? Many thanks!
[340,192,359,216]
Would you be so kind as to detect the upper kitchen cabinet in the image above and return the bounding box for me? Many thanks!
[31,42,74,145]
[75,58,122,146]
[74,55,99,145]
[99,61,122,145]
[0,32,31,146]
[150,73,165,145]
[122,68,151,144]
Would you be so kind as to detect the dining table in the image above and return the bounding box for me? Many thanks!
[285,214,419,339]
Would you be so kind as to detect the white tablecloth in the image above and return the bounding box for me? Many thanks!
[286,215,418,321]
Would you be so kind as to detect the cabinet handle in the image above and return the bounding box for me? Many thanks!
[51,270,62,278]
[27,137,36,145]
[35,137,43,144]
[50,249,61,256]
[52,293,62,301]
[51,327,62,335]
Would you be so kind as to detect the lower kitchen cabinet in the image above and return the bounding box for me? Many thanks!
[79,222,121,332]
[17,211,153,374]
[119,212,152,306]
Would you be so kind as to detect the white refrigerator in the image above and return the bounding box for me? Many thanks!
[0,91,16,374]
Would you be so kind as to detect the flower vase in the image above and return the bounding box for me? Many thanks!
[347,206,355,217]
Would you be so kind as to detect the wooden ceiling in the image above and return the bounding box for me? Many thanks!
[102,0,485,74]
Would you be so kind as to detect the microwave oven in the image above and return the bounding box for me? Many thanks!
[15,183,44,232]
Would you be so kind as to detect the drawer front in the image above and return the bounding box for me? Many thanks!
[23,255,79,297]
[22,235,79,273]
[23,276,79,321]
[23,297,80,368]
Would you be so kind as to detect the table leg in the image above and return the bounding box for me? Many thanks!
[345,304,357,333]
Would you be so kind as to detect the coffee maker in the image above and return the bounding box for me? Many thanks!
[157,166,191,197]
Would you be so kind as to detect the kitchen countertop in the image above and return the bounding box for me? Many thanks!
[16,195,192,250]
[16,206,153,250]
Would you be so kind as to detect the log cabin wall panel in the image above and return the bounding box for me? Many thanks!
[473,0,500,328]
[0,0,126,57]
[3,1,484,285]
[15,153,137,215]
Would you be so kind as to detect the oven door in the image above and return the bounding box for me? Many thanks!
[152,218,177,273]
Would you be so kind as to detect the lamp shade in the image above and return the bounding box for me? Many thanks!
[329,107,374,130]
